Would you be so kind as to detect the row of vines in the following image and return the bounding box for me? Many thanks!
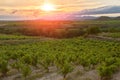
[0,37,120,80]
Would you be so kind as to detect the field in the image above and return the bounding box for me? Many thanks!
[0,20,120,80]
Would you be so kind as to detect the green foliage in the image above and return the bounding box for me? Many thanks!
[1,20,120,38]
[0,59,9,77]
[0,34,33,40]
[86,26,101,35]
[58,61,73,79]
[0,37,120,79]
[20,64,31,79]
[39,54,54,72]
[11,61,22,71]
[108,27,120,32]
[97,58,120,80]
[0,20,120,79]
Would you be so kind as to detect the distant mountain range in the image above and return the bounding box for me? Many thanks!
[0,15,35,21]
[0,15,23,20]
[0,6,120,21]
[96,16,120,20]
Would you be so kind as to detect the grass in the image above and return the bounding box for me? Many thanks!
[0,34,36,40]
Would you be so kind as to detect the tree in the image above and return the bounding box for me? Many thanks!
[86,26,101,35]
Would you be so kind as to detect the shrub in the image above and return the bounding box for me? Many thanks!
[0,60,9,77]
[57,60,73,80]
[86,26,101,35]
[20,64,31,79]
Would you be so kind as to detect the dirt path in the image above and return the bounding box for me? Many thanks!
[1,66,120,80]
[36,72,63,80]
[87,35,120,42]
[0,24,6,27]
[112,71,120,80]
[1,69,45,80]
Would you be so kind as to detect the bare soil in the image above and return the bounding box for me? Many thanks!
[87,35,120,42]
[0,65,120,80]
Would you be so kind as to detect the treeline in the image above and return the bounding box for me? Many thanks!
[0,24,100,38]
[0,20,120,38]
[18,26,102,38]
[0,24,119,38]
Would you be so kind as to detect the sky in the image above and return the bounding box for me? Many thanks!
[0,0,120,19]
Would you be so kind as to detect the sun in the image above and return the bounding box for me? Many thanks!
[41,3,56,12]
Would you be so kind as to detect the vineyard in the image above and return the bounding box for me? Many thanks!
[0,20,120,80]
[0,0,120,79]
[0,37,120,80]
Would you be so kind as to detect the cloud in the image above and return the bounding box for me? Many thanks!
[0,0,41,7]
[0,9,5,11]
[77,6,120,15]
[0,0,120,20]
